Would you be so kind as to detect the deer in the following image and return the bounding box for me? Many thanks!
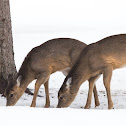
[4,38,100,107]
[57,34,126,109]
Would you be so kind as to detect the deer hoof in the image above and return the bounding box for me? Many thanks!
[108,105,114,109]
[84,105,90,109]
[44,104,50,108]
[30,104,36,107]
[108,103,114,109]
[95,102,100,107]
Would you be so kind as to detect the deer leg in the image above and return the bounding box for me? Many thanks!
[93,84,100,107]
[44,80,50,108]
[30,72,50,107]
[103,66,113,109]
[84,75,100,109]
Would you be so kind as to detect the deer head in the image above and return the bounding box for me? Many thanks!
[5,75,24,106]
[57,77,79,108]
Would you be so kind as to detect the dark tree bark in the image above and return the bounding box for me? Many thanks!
[0,0,33,95]
[0,0,17,94]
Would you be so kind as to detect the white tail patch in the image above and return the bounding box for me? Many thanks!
[66,77,72,88]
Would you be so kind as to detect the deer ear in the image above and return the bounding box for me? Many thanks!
[66,77,72,89]
[17,76,22,87]
[8,74,13,85]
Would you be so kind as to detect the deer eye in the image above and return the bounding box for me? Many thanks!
[59,96,64,100]
[10,94,14,98]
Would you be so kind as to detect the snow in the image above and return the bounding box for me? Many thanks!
[1,88,126,109]
[1,88,126,126]
[1,107,126,126]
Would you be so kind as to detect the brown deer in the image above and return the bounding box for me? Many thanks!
[57,34,126,109]
[5,38,100,107]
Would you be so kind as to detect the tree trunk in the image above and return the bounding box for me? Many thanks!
[0,0,33,95]
[0,0,17,94]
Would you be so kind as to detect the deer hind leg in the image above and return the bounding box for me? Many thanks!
[103,66,113,109]
[44,80,50,108]
[84,75,100,109]
[30,72,50,107]
[93,84,100,107]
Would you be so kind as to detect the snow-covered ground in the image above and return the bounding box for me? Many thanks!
[1,88,126,126]
[1,88,126,109]
[1,106,126,126]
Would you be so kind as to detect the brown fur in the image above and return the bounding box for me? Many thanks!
[5,38,100,107]
[57,34,126,109]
